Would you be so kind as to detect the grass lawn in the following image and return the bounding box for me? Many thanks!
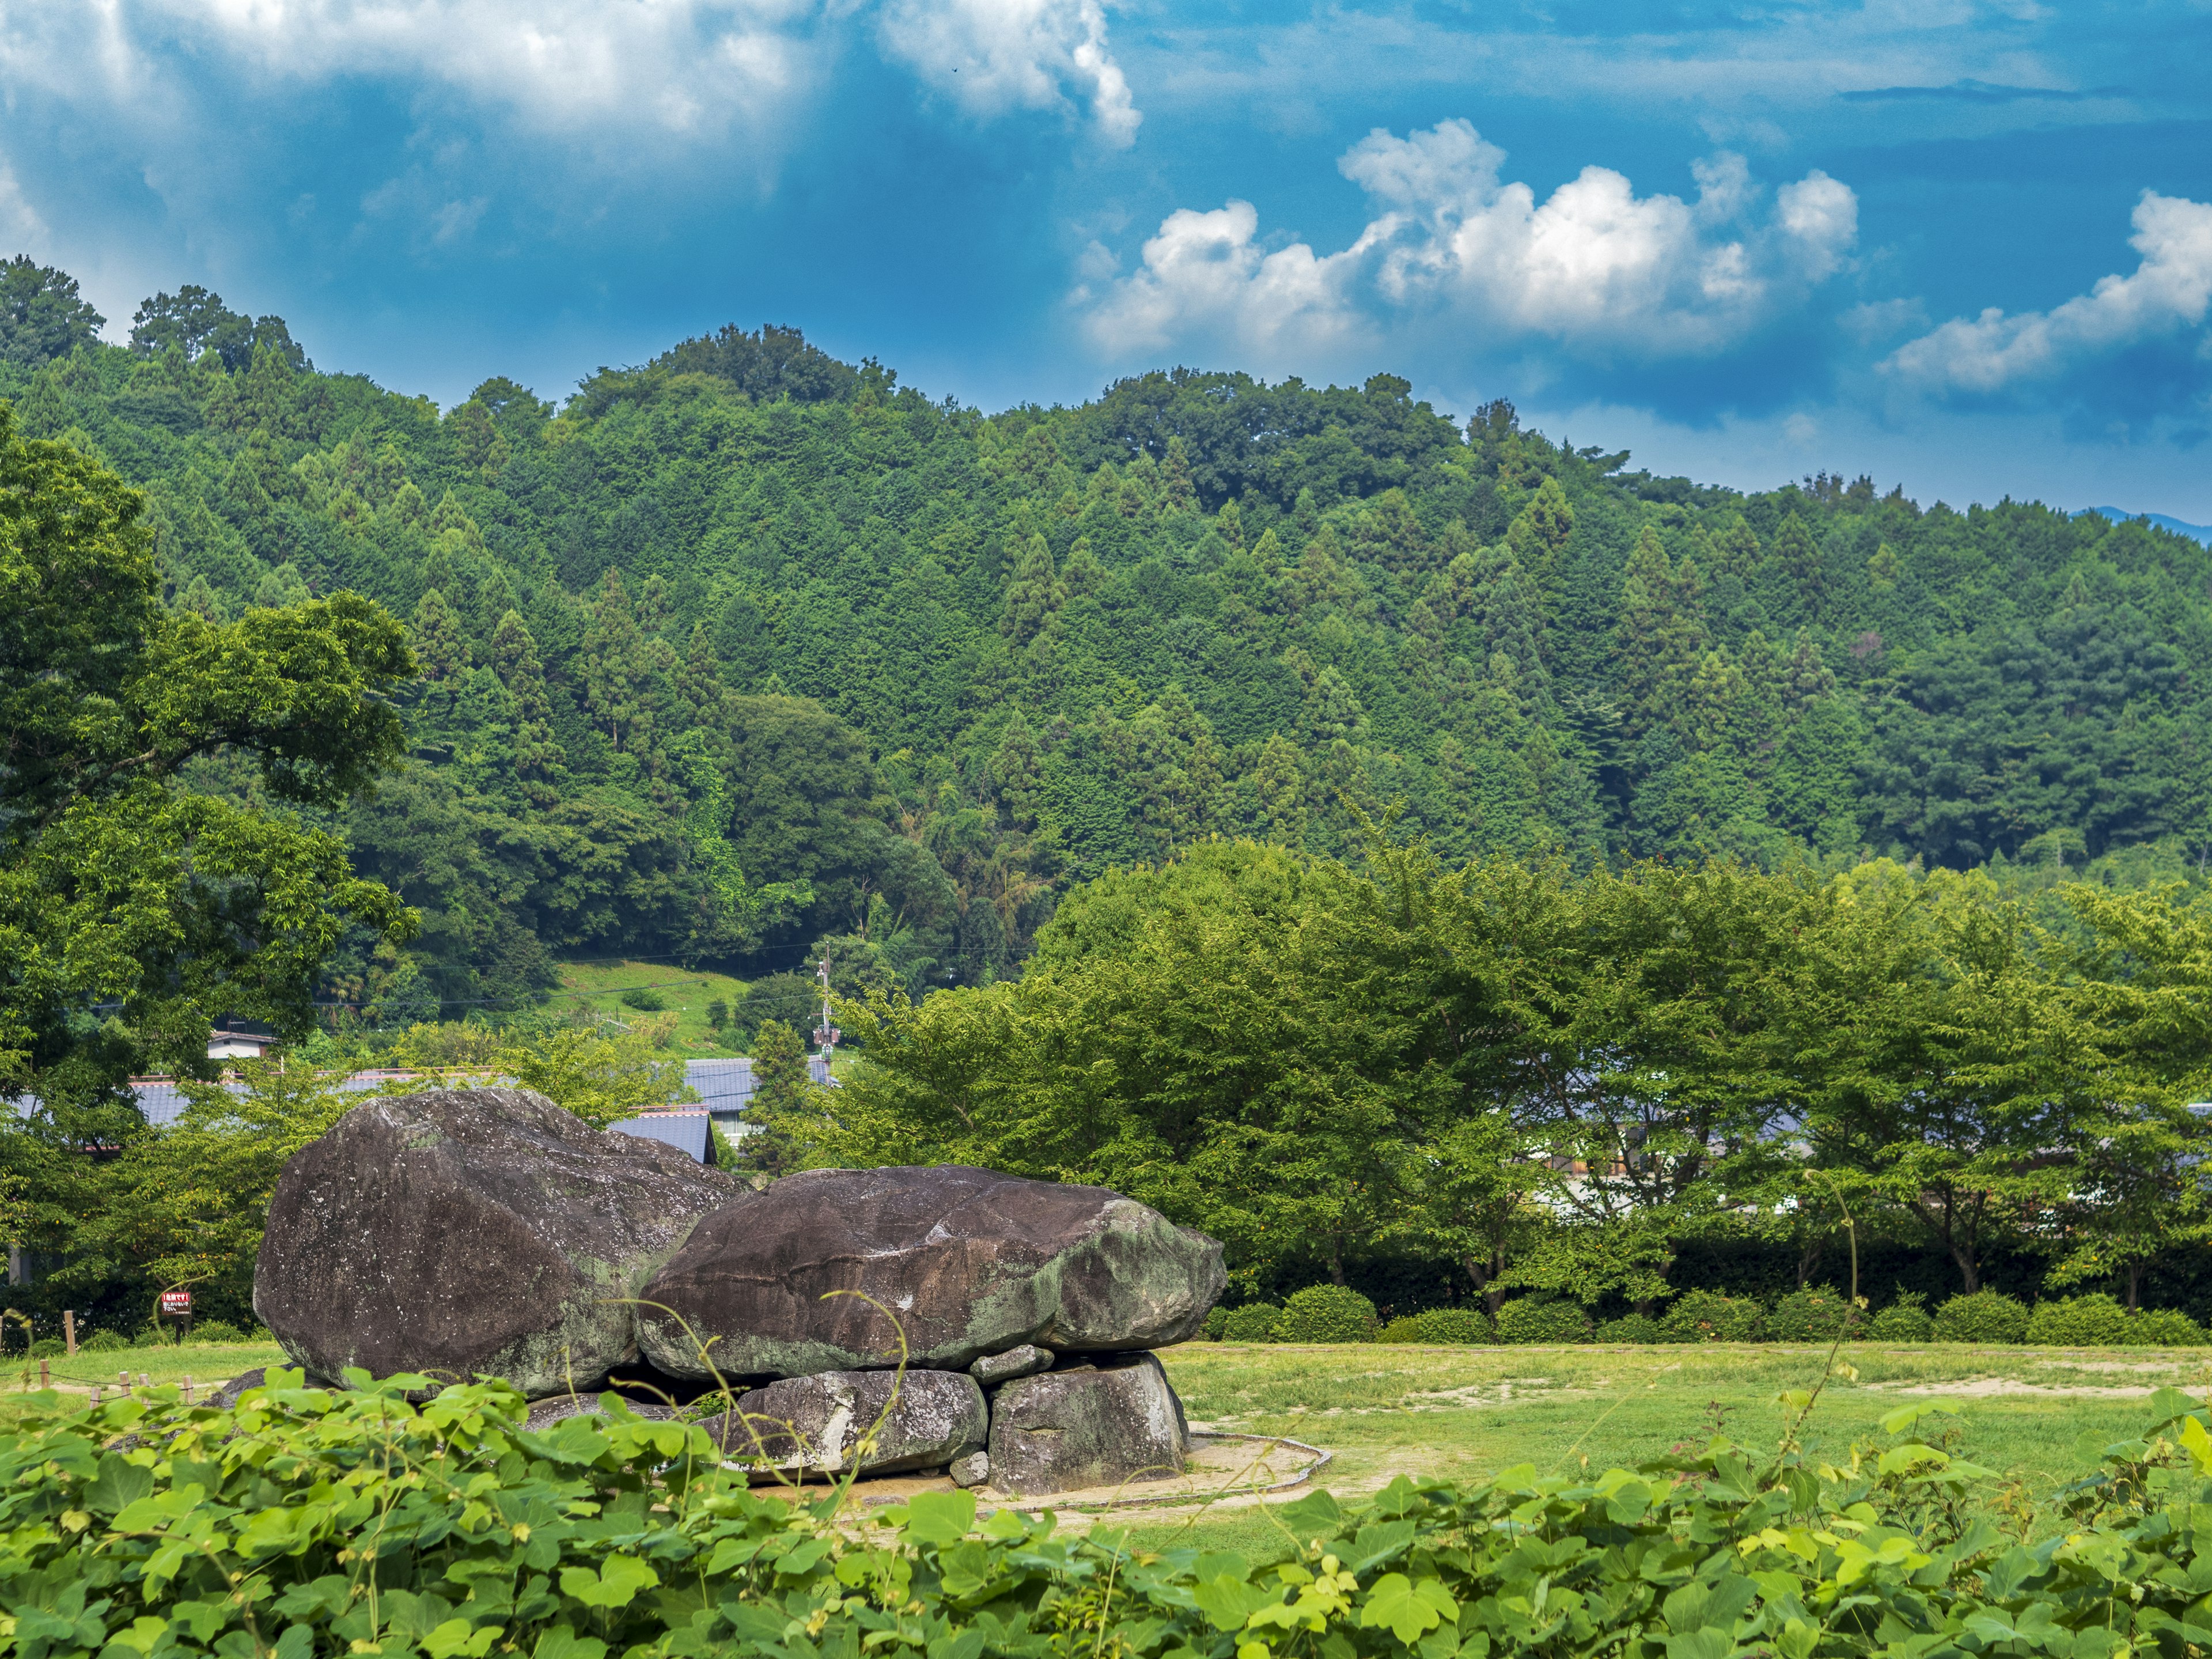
[1,1339,288,1403]
[1116,1339,2212,1556]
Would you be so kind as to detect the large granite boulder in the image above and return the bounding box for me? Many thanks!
[706,1368,986,1476]
[635,1165,1225,1380]
[987,1353,1190,1497]
[256,1088,734,1396]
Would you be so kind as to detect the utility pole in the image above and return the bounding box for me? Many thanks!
[812,949,840,1073]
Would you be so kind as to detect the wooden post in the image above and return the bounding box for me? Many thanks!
[90,1385,100,1407]
[118,1369,128,1397]
[181,1375,191,1404]
[37,1359,48,1389]
[62,1310,74,1355]
[137,1372,149,1390]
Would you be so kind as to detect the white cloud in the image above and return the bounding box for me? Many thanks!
[1884,191,2212,394]
[878,0,1138,146]
[1084,119,1858,366]
[0,0,1138,147]
[0,156,47,248]
[1081,200,1373,359]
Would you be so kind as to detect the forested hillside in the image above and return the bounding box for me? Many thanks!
[6,262,2209,1017]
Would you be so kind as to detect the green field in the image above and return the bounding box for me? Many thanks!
[550,959,756,1055]
[1119,1339,2212,1553]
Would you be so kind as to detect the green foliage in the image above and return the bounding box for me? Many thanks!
[706,998,729,1031]
[81,1330,126,1352]
[63,1058,358,1312]
[1411,1307,1495,1344]
[1376,1314,1422,1344]
[617,987,666,1012]
[1766,1286,1861,1343]
[1202,1306,1230,1341]
[1659,1290,1766,1343]
[1596,1313,1664,1343]
[2027,1293,2134,1347]
[1278,1284,1378,1343]
[190,1319,244,1343]
[41,283,2212,1032]
[1221,1304,1284,1343]
[0,402,415,1105]
[2126,1309,2210,1347]
[735,1018,827,1178]
[1934,1290,2032,1344]
[491,1025,697,1130]
[1495,1298,1591,1344]
[1868,1293,1936,1342]
[0,257,104,366]
[6,1367,2212,1659]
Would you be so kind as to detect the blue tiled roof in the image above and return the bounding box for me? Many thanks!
[609,1111,717,1164]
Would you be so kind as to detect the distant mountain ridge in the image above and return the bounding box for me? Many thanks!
[2080,506,2212,545]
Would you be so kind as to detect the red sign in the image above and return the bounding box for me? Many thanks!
[159,1290,191,1316]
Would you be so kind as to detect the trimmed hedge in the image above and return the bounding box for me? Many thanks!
[1221,1302,1285,1343]
[1413,1307,1495,1344]
[2027,1292,2133,1347]
[1278,1283,1379,1343]
[1934,1290,2032,1343]
[1659,1289,1764,1343]
[1596,1313,1662,1343]
[1766,1286,1860,1343]
[1221,1287,2209,1348]
[1497,1297,1592,1344]
[1869,1292,1935,1341]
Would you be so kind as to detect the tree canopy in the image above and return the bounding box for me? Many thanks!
[7,264,2212,1017]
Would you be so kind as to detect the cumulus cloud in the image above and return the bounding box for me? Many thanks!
[1883,191,2212,395]
[1082,119,1858,366]
[0,0,1138,146]
[878,0,1138,146]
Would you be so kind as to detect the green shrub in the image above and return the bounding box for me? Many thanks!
[191,1319,245,1344]
[0,1365,2194,1659]
[1496,1298,1591,1344]
[1934,1289,2031,1343]
[1766,1286,1860,1343]
[2127,1308,2211,1347]
[1595,1313,1662,1343]
[1278,1284,1378,1343]
[1377,1315,1422,1344]
[2027,1293,2133,1347]
[1200,1306,1229,1341]
[1221,1303,1283,1343]
[619,987,667,1012]
[1869,1292,1934,1341]
[706,998,730,1031]
[81,1330,126,1353]
[1658,1289,1764,1343]
[1412,1307,1495,1344]
[28,1338,61,1358]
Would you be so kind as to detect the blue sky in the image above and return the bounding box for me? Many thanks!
[5,1,2211,517]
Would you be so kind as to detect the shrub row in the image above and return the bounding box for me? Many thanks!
[1208,1287,2212,1346]
[11,1365,2212,1659]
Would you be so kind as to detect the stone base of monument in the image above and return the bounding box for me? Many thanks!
[740,1429,1330,1514]
[985,1353,1188,1497]
[701,1368,988,1476]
